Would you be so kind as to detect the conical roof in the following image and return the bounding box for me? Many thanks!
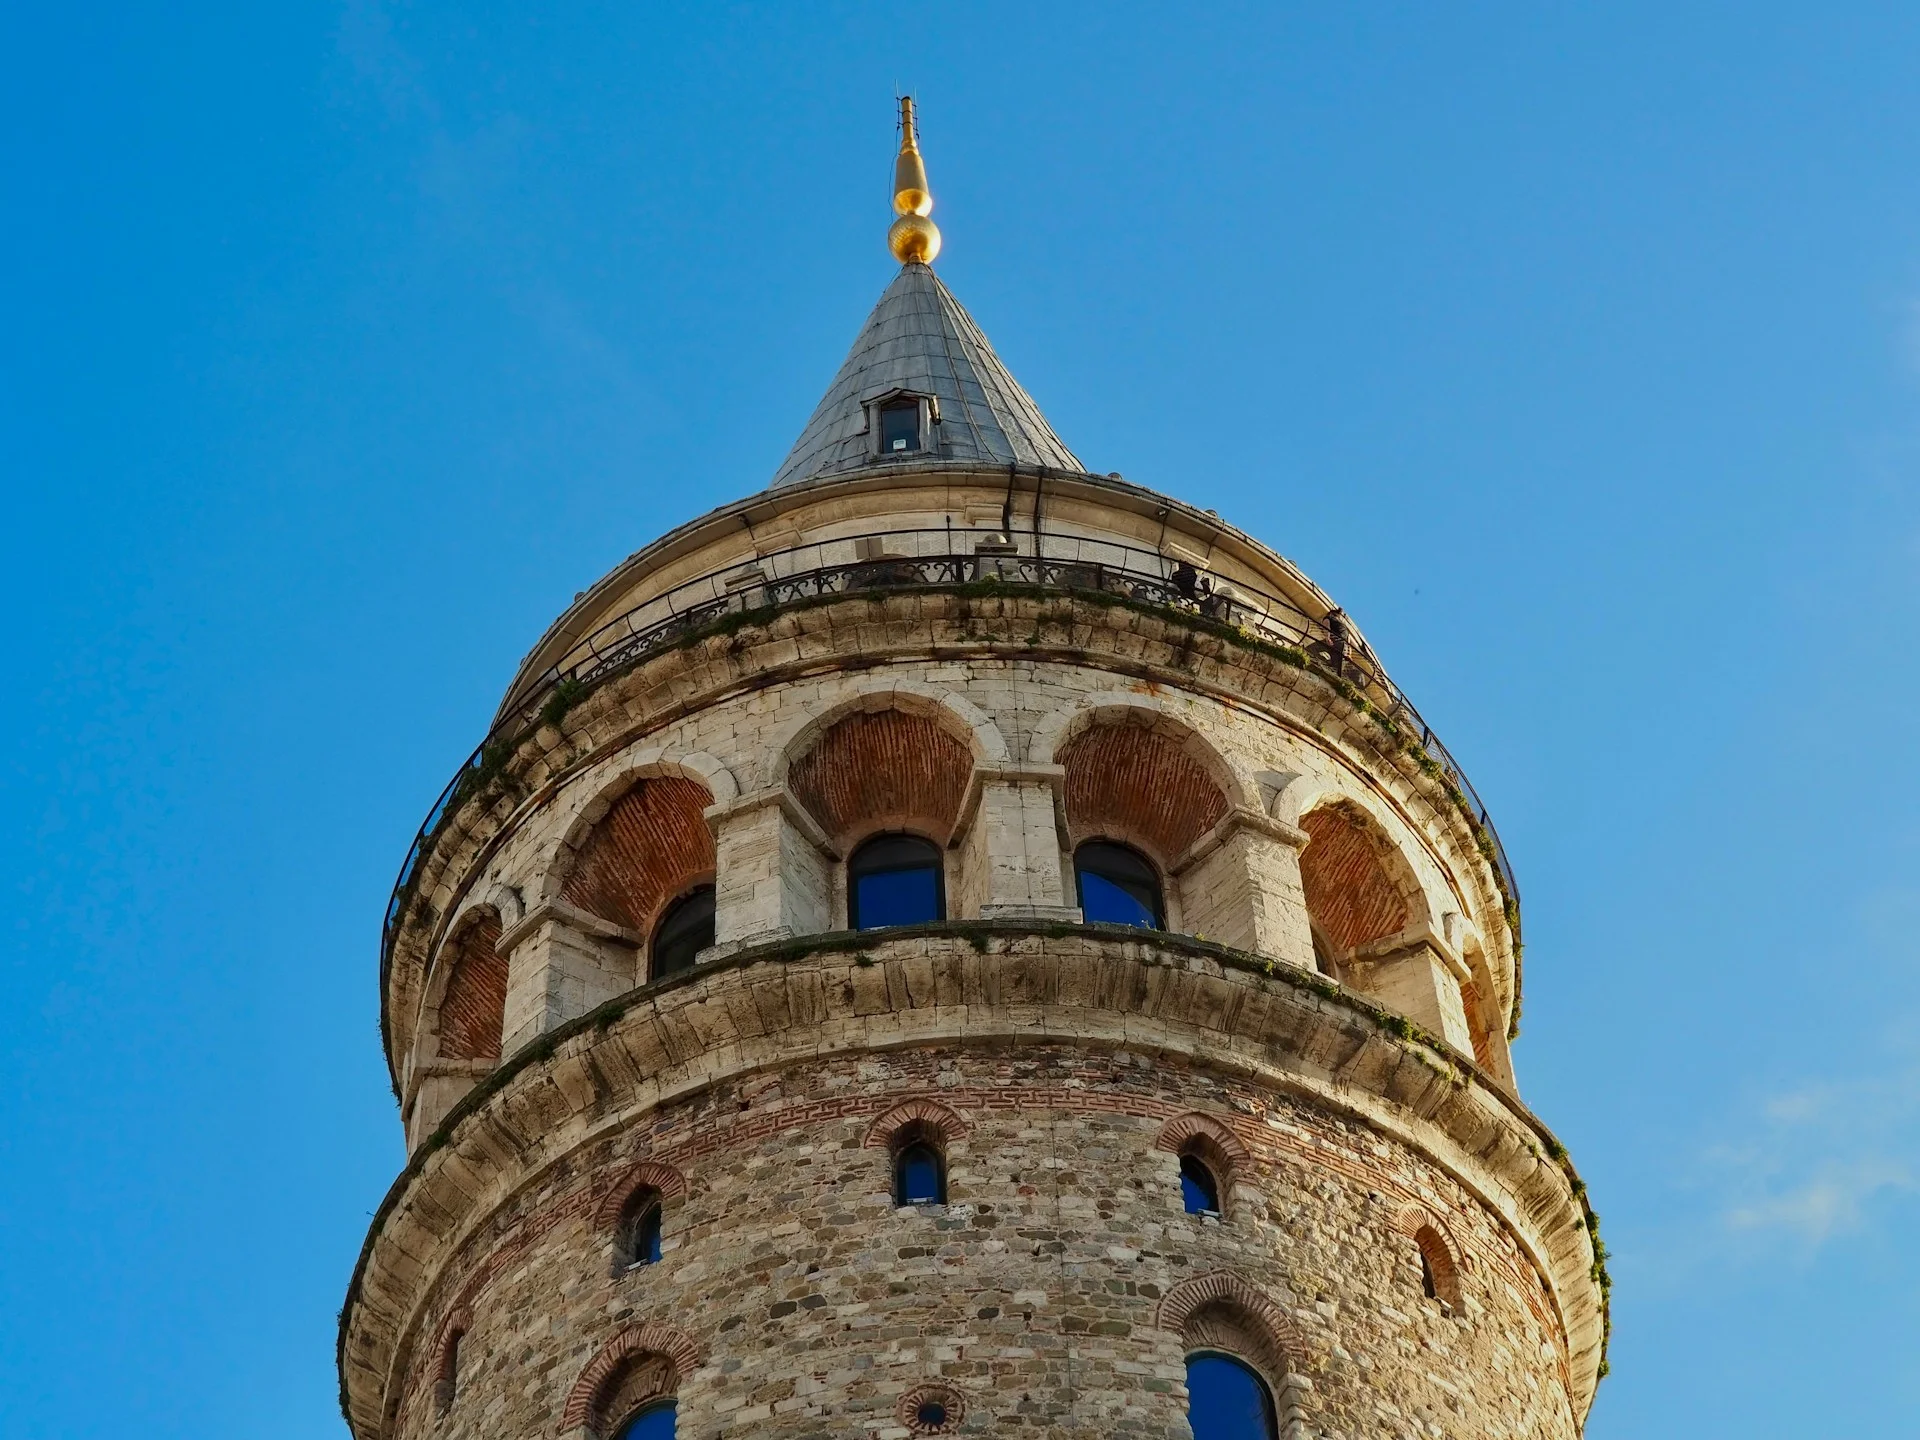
[769,263,1082,489]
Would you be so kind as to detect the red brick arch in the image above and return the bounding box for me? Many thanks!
[436,909,506,1061]
[1153,1111,1252,1165]
[788,708,973,849]
[593,1161,690,1231]
[1159,1270,1305,1385]
[560,776,716,935]
[560,1322,703,1433]
[864,1097,969,1149]
[1389,1202,1466,1308]
[1059,720,1231,865]
[1298,802,1422,954]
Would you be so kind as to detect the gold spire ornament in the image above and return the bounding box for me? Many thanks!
[887,97,942,265]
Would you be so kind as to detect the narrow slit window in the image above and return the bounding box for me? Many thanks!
[895,1140,946,1205]
[619,1189,665,1268]
[1180,1153,1221,1215]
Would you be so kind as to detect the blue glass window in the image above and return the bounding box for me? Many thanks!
[616,1400,676,1440]
[1180,1153,1221,1215]
[651,885,715,981]
[621,1191,663,1267]
[849,833,944,930]
[895,1140,945,1205]
[1186,1354,1277,1440]
[1075,840,1164,928]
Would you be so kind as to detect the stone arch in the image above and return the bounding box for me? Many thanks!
[1457,938,1505,1075]
[560,1322,702,1436]
[554,768,718,937]
[786,702,977,852]
[1034,693,1257,800]
[771,679,1009,773]
[1160,1271,1305,1402]
[430,907,506,1063]
[1052,704,1240,868]
[1296,799,1430,963]
[594,1161,690,1231]
[864,1097,970,1150]
[1390,1203,1466,1310]
[535,752,736,902]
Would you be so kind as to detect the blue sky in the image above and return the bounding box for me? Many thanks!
[4,4,1918,1436]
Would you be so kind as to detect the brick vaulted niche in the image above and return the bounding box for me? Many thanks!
[344,109,1604,1440]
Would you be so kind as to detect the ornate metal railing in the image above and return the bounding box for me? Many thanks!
[383,527,1516,978]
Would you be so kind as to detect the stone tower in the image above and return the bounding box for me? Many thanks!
[339,104,1607,1440]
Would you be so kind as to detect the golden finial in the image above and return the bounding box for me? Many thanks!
[887,97,942,266]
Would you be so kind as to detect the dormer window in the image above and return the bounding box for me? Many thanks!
[880,399,921,453]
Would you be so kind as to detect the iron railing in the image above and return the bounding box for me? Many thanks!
[383,527,1516,977]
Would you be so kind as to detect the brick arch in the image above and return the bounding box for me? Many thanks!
[435,909,506,1062]
[559,775,716,935]
[1159,1270,1305,1386]
[1297,801,1427,956]
[1389,1202,1466,1308]
[560,1322,703,1434]
[593,1161,690,1231]
[1154,1111,1252,1164]
[864,1097,970,1149]
[1059,719,1232,865]
[428,1306,470,1415]
[771,681,1009,773]
[788,708,973,850]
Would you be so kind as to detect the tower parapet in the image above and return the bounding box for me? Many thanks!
[342,110,1602,1440]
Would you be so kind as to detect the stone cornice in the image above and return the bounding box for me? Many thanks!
[343,925,1602,1440]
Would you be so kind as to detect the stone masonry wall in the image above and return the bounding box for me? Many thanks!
[402,1042,1577,1440]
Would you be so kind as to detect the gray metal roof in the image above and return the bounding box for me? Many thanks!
[768,263,1082,489]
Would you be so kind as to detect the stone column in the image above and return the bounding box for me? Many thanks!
[1172,808,1316,967]
[705,788,833,950]
[497,900,641,1055]
[1343,925,1475,1054]
[956,765,1081,922]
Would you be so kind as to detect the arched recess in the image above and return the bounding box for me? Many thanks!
[787,707,974,852]
[432,908,506,1063]
[558,774,717,938]
[594,1161,690,1231]
[1056,713,1234,873]
[864,1097,970,1150]
[1296,801,1429,975]
[561,1323,703,1438]
[1155,1112,1252,1215]
[1390,1203,1466,1311]
[1159,1272,1311,1437]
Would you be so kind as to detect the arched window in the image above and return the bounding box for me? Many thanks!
[1074,840,1165,928]
[1186,1353,1278,1440]
[650,885,715,981]
[618,1188,664,1269]
[893,1133,946,1206]
[616,1400,676,1440]
[1180,1152,1222,1216]
[849,833,945,930]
